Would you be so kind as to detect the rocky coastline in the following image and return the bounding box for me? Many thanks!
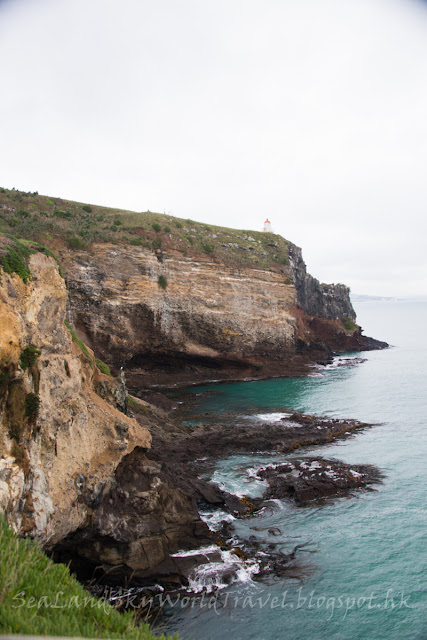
[51,391,384,596]
[0,191,389,620]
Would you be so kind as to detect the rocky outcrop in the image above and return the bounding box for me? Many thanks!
[288,243,356,320]
[0,253,151,544]
[52,448,212,585]
[50,408,380,587]
[257,458,382,505]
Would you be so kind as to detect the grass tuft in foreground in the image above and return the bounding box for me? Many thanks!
[0,517,177,639]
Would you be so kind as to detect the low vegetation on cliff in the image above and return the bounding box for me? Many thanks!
[0,187,290,271]
[0,235,62,283]
[0,517,176,639]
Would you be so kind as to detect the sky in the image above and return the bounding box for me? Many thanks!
[1,0,427,297]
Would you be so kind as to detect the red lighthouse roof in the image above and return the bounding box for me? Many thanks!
[265,218,270,223]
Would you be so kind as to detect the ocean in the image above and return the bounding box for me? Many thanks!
[162,300,427,640]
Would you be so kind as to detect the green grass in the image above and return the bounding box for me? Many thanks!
[64,321,90,358]
[0,242,33,283]
[0,236,64,283]
[342,317,358,332]
[0,188,292,272]
[128,396,146,413]
[0,516,177,639]
[95,358,112,376]
[19,345,41,371]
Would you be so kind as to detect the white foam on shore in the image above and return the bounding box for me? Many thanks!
[171,545,260,593]
[313,356,367,371]
[253,412,292,423]
[199,509,236,532]
[210,470,248,497]
[187,549,260,593]
[210,464,270,498]
[171,545,219,558]
[250,411,306,427]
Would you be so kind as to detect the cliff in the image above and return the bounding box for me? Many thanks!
[0,248,209,573]
[60,239,381,388]
[0,188,387,586]
[288,243,355,321]
[0,251,153,544]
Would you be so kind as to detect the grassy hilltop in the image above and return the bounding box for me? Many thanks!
[0,187,290,272]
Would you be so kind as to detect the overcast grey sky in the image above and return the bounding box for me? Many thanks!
[1,0,427,297]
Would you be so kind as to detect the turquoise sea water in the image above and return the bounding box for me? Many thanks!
[165,301,427,640]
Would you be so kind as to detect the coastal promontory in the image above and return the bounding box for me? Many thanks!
[0,188,387,588]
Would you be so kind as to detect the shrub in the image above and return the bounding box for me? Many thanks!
[114,219,122,226]
[17,209,29,218]
[25,392,40,420]
[82,205,92,212]
[157,275,167,289]
[111,225,118,232]
[202,243,214,254]
[152,237,162,250]
[19,345,41,371]
[163,225,171,233]
[68,237,86,250]
[174,221,182,228]
[1,246,32,283]
[342,317,357,331]
[54,210,72,219]
[152,222,162,233]
[129,237,142,246]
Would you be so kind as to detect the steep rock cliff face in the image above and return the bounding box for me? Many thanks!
[60,241,376,387]
[0,253,151,544]
[288,243,356,321]
[62,243,297,374]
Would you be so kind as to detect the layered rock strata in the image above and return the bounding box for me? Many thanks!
[60,242,385,387]
[0,254,150,544]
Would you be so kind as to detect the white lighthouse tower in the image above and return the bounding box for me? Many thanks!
[263,218,272,232]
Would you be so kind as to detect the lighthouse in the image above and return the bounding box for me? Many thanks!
[263,218,272,232]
